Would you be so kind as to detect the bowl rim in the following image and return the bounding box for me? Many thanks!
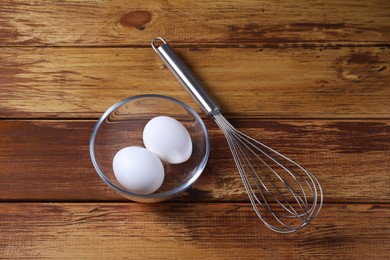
[89,94,210,201]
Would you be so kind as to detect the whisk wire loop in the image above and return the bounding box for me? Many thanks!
[213,113,323,233]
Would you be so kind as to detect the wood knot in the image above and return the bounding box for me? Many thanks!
[336,52,386,81]
[347,52,378,64]
[119,10,151,30]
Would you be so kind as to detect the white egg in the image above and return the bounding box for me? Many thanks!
[143,116,192,164]
[113,146,164,194]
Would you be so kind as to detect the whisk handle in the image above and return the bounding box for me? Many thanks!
[152,37,221,118]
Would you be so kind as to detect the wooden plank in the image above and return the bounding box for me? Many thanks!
[0,120,389,202]
[0,46,388,119]
[0,203,388,258]
[0,0,389,46]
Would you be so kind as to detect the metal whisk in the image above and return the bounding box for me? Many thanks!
[152,37,323,233]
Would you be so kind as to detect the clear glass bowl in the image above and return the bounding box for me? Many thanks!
[90,94,210,203]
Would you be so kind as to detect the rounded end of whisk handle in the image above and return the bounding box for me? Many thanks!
[151,37,221,118]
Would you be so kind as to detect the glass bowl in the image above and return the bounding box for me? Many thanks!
[89,94,210,203]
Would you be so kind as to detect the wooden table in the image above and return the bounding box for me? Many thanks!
[1,1,389,258]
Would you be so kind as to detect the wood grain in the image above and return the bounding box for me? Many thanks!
[0,120,388,202]
[0,1,389,258]
[1,47,388,119]
[0,0,389,46]
[0,203,388,259]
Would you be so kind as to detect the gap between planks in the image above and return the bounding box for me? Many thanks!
[0,42,389,49]
[2,117,390,121]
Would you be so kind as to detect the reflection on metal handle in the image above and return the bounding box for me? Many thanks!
[152,37,220,118]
